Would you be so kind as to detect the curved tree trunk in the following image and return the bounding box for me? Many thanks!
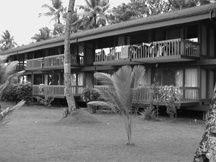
[193,85,216,162]
[64,0,76,117]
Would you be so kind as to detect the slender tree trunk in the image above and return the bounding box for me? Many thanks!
[124,115,133,145]
[193,85,216,162]
[64,0,76,117]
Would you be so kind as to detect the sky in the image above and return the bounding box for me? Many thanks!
[0,0,130,46]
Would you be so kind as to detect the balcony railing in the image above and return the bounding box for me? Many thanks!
[43,54,64,69]
[94,39,200,64]
[133,86,199,103]
[26,58,43,70]
[26,54,84,70]
[94,85,199,105]
[32,85,84,98]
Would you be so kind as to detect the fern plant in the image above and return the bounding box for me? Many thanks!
[88,65,146,145]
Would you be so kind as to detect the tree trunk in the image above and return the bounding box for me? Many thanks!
[64,0,76,117]
[193,85,216,162]
[124,115,134,145]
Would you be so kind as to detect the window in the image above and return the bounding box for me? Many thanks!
[185,69,198,87]
[185,68,198,99]
[152,68,183,87]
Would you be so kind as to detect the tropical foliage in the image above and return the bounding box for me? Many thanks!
[39,0,65,24]
[31,27,52,42]
[0,55,25,123]
[88,65,146,145]
[78,0,110,29]
[108,0,216,23]
[81,87,100,103]
[0,30,17,51]
[194,85,216,162]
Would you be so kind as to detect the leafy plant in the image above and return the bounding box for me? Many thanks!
[16,82,32,104]
[140,105,157,121]
[81,87,100,103]
[194,85,216,162]
[35,95,54,107]
[160,85,181,119]
[88,65,146,145]
[0,55,25,123]
[81,87,101,113]
[1,82,32,104]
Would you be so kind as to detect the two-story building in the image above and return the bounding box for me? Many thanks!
[1,3,216,115]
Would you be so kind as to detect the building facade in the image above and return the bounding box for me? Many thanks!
[1,3,216,113]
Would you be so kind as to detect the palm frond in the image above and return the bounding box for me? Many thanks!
[0,81,9,95]
[0,100,25,123]
[95,87,123,113]
[112,66,133,110]
[94,72,114,86]
[41,4,56,12]
[4,61,18,75]
[131,65,146,88]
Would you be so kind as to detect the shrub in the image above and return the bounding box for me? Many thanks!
[160,85,181,119]
[1,84,18,102]
[35,95,54,107]
[81,87,100,113]
[16,82,32,104]
[81,87,100,103]
[1,82,32,104]
[140,105,157,120]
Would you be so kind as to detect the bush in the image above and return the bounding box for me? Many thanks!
[81,87,100,103]
[81,87,101,113]
[140,105,157,120]
[16,82,32,104]
[1,84,18,102]
[35,95,54,107]
[1,82,32,104]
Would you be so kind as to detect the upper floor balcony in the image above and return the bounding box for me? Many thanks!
[26,54,84,71]
[94,38,200,65]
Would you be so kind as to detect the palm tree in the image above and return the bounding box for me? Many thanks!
[89,65,146,145]
[39,0,64,24]
[0,55,25,123]
[78,0,110,29]
[0,30,17,51]
[31,27,52,42]
[193,84,216,162]
[62,9,84,33]
[63,0,76,117]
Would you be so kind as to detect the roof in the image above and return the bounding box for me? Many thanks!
[1,3,216,56]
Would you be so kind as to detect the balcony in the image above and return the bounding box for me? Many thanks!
[94,39,200,65]
[26,58,43,70]
[95,85,199,107]
[32,85,84,98]
[26,54,84,71]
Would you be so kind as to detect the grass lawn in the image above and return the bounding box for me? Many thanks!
[0,102,204,162]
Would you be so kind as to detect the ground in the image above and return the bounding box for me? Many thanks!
[0,102,205,162]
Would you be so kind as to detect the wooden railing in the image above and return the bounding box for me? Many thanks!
[26,58,43,70]
[32,85,84,98]
[26,54,84,70]
[133,86,199,103]
[43,54,64,69]
[94,39,200,63]
[94,85,199,104]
